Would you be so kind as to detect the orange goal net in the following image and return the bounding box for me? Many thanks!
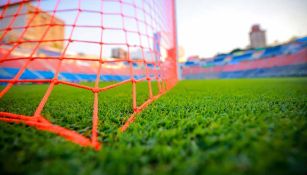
[0,0,178,149]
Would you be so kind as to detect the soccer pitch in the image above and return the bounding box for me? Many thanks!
[0,78,306,175]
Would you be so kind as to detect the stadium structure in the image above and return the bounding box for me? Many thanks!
[182,36,307,79]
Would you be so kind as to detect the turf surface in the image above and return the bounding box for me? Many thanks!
[0,78,306,175]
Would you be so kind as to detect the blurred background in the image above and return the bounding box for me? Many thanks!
[178,0,307,79]
[0,0,307,82]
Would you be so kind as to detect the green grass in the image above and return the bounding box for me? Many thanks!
[0,78,306,175]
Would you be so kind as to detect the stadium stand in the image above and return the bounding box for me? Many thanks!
[0,49,149,84]
[182,36,307,79]
[1,36,306,82]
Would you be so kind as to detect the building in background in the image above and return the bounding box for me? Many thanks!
[178,46,186,62]
[153,32,161,62]
[111,48,127,59]
[249,24,266,49]
[0,2,65,51]
[130,48,152,61]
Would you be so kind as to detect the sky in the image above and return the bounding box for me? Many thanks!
[176,0,307,58]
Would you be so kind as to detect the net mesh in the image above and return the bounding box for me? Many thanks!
[0,0,177,149]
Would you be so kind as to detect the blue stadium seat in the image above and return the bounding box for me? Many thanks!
[260,46,283,58]
[38,49,61,57]
[0,67,18,79]
[230,53,253,64]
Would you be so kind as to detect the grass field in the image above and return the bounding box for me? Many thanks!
[0,78,306,175]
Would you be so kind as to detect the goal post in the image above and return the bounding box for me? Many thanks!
[0,0,178,149]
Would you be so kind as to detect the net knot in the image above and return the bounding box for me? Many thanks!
[92,88,100,93]
[11,79,17,84]
[29,57,35,61]
[133,107,139,112]
[53,78,59,85]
